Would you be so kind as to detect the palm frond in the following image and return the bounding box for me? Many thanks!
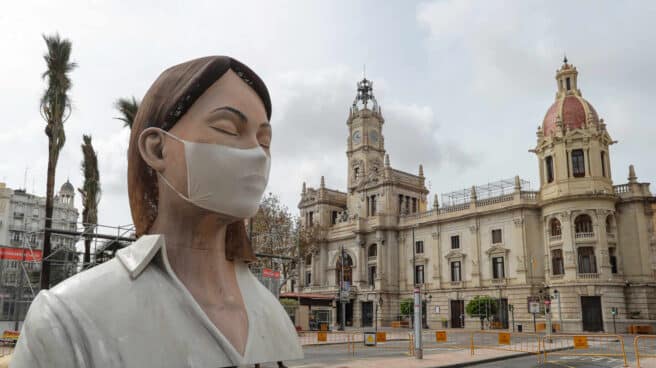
[114,96,140,129]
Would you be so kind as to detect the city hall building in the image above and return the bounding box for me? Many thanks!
[296,60,656,333]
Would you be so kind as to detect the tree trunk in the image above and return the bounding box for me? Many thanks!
[83,235,91,267]
[40,145,56,290]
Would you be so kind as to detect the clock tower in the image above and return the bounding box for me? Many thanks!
[347,77,385,202]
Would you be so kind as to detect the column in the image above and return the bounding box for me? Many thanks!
[320,245,328,286]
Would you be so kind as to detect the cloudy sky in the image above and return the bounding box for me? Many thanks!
[1,0,655,230]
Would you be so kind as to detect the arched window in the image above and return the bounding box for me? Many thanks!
[605,215,615,234]
[574,214,593,234]
[550,218,562,237]
[368,244,377,258]
[336,253,353,284]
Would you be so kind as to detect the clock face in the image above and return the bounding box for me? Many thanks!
[369,130,379,144]
[352,130,362,145]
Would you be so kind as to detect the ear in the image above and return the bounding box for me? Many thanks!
[138,128,167,172]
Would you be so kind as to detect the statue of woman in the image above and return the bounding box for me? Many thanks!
[11,56,303,367]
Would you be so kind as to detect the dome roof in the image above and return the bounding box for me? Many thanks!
[541,60,600,136]
[60,179,74,193]
[542,95,599,136]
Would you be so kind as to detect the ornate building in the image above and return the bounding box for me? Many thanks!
[297,60,656,333]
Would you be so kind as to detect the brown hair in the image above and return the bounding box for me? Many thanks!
[127,56,271,262]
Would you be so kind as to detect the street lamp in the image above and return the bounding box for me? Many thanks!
[423,292,432,329]
[553,289,562,332]
[377,296,383,332]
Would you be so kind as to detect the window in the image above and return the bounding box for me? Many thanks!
[600,152,606,177]
[577,247,597,274]
[11,232,20,242]
[308,211,314,227]
[291,280,296,292]
[551,249,564,275]
[451,235,460,249]
[412,198,417,213]
[332,211,338,225]
[605,215,614,234]
[492,257,505,279]
[566,77,571,91]
[415,240,424,254]
[575,214,593,234]
[305,271,311,285]
[609,248,618,274]
[398,195,403,214]
[368,244,377,258]
[368,265,377,286]
[571,149,585,177]
[354,167,359,180]
[370,195,377,216]
[545,156,554,183]
[305,254,312,265]
[451,261,461,282]
[550,218,562,237]
[491,229,502,244]
[415,265,424,285]
[336,254,353,284]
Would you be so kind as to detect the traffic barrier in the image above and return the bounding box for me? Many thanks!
[542,334,628,367]
[472,331,542,363]
[635,335,656,368]
[349,332,414,357]
[422,330,474,355]
[297,331,355,346]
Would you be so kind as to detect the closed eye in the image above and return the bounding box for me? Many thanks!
[210,126,238,136]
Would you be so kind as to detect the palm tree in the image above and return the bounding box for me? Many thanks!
[114,96,140,128]
[78,135,100,268]
[39,33,77,289]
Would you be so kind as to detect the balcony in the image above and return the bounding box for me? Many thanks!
[491,278,506,286]
[575,232,594,239]
[606,232,616,240]
[577,273,599,280]
[449,281,463,288]
[549,234,562,242]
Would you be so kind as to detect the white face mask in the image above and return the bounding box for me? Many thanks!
[151,129,270,219]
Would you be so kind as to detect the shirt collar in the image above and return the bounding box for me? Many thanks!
[116,234,164,279]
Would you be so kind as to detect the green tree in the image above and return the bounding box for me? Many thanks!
[466,296,498,330]
[114,96,140,128]
[400,298,413,318]
[78,135,101,267]
[39,33,77,289]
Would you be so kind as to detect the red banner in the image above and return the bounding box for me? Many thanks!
[0,247,42,261]
[262,268,280,279]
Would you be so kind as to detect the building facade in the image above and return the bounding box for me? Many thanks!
[0,181,79,325]
[297,61,656,333]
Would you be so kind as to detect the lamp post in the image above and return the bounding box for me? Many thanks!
[423,291,432,329]
[553,289,562,333]
[377,296,383,332]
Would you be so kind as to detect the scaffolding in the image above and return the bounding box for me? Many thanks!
[441,177,531,207]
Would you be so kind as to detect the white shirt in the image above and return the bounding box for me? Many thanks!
[11,234,303,368]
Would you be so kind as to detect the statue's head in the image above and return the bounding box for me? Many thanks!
[128,56,272,261]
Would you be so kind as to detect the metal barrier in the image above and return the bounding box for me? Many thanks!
[298,331,355,347]
[542,334,628,367]
[635,335,656,368]
[349,332,414,357]
[472,331,542,363]
[422,330,474,355]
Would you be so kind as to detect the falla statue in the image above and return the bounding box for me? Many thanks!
[11,56,303,368]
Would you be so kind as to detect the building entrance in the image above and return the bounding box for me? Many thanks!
[361,301,373,327]
[451,300,465,328]
[337,300,353,327]
[581,296,603,332]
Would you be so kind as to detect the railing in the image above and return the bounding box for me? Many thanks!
[549,234,562,242]
[491,278,506,285]
[635,335,656,368]
[577,273,599,279]
[440,202,471,214]
[575,232,594,239]
[475,194,514,207]
[613,184,630,194]
[607,232,616,239]
[520,191,539,200]
[450,281,463,287]
[542,334,628,367]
